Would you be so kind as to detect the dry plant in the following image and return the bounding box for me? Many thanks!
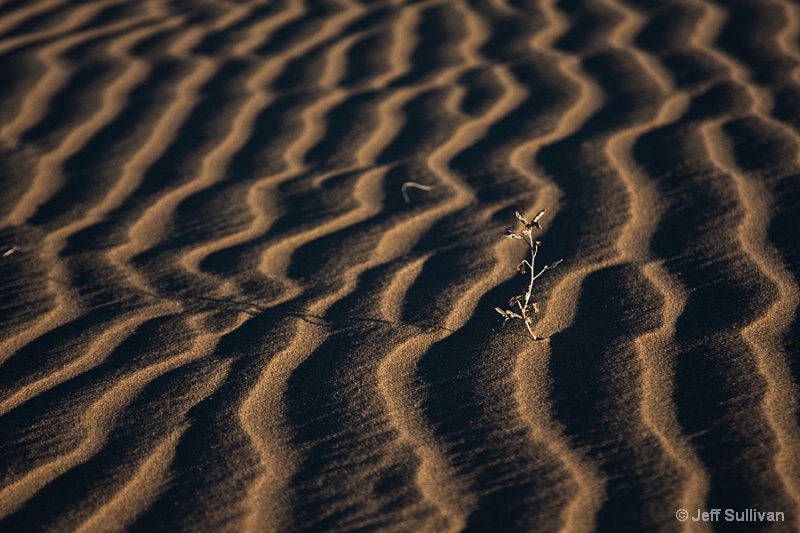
[496,209,561,340]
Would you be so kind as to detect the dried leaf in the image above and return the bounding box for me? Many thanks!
[517,262,526,274]
[549,259,563,269]
[532,209,546,225]
[515,211,528,225]
[509,294,524,307]
[495,307,508,318]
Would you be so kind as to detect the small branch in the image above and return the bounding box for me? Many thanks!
[401,182,434,203]
[496,210,561,341]
[523,236,538,310]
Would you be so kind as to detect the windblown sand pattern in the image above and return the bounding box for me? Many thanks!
[1,0,800,531]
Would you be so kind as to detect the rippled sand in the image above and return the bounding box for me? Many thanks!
[1,0,800,531]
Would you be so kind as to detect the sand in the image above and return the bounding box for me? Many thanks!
[1,0,800,531]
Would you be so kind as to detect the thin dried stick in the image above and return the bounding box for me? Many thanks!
[401,182,433,203]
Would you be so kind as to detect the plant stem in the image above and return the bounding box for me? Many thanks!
[521,233,539,340]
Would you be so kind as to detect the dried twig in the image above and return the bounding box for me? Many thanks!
[496,210,562,340]
[1,245,19,258]
[401,182,434,203]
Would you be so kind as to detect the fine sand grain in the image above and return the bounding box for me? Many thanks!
[1,0,800,531]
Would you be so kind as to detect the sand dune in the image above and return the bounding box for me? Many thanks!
[1,0,800,531]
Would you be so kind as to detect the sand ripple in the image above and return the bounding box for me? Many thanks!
[2,0,800,531]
